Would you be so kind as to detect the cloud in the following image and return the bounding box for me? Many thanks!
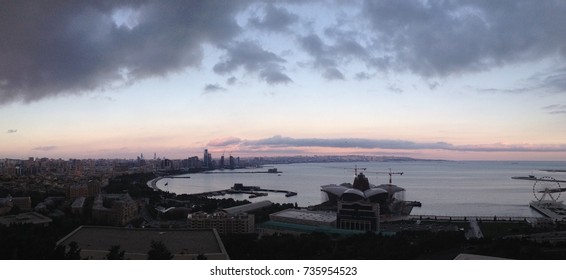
[4,1,566,105]
[207,137,242,147]
[32,146,58,151]
[528,67,566,93]
[543,104,566,115]
[226,77,237,85]
[361,0,566,77]
[387,84,403,94]
[480,67,566,94]
[298,27,373,81]
[211,135,566,153]
[428,81,440,90]
[323,68,345,81]
[242,135,454,150]
[260,68,293,84]
[248,3,299,33]
[7,129,17,134]
[213,41,292,84]
[355,72,373,80]
[0,1,247,105]
[203,83,226,93]
[298,34,350,81]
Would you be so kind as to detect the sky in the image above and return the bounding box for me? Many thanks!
[1,0,566,161]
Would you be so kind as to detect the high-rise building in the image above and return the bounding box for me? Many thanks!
[203,149,212,169]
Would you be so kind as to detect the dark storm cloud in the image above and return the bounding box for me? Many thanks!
[0,0,247,104]
[211,135,566,153]
[4,1,566,105]
[361,0,566,78]
[213,41,292,84]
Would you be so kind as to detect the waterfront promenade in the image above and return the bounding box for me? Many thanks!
[394,214,540,223]
[148,177,161,191]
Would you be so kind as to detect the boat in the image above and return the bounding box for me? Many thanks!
[285,192,297,197]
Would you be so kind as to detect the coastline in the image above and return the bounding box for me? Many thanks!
[148,177,162,191]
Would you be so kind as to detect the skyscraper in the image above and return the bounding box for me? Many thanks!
[203,149,212,169]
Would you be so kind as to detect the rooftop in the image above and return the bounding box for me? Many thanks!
[0,212,52,227]
[271,209,336,223]
[222,200,273,215]
[260,220,363,236]
[57,226,229,260]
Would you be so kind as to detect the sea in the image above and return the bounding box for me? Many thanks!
[153,161,566,218]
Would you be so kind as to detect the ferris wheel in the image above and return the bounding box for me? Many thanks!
[533,176,563,202]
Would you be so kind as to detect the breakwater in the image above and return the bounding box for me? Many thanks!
[186,186,297,199]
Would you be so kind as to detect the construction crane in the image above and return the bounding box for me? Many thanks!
[373,168,404,184]
[344,165,367,176]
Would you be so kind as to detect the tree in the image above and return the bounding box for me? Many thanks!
[106,245,125,260]
[65,241,82,260]
[147,240,173,260]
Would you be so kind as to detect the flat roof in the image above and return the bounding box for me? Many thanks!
[222,200,273,215]
[454,253,507,260]
[71,197,86,208]
[261,221,363,236]
[57,226,229,260]
[0,212,52,226]
[271,209,336,223]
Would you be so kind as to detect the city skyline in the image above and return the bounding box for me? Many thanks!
[2,1,566,161]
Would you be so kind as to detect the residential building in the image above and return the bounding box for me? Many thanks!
[69,184,88,200]
[0,212,52,227]
[187,211,255,234]
[92,194,138,226]
[71,197,86,216]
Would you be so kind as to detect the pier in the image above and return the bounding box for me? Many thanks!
[188,183,297,199]
[204,171,282,174]
[529,200,566,221]
[204,167,282,175]
[401,215,538,223]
